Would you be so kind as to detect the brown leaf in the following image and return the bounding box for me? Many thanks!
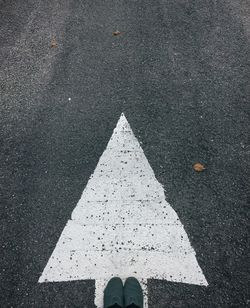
[112,30,121,36]
[51,37,57,48]
[193,162,206,172]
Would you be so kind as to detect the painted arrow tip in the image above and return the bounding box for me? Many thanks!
[39,112,208,307]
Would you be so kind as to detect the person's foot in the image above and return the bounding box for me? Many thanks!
[124,277,143,308]
[104,277,124,308]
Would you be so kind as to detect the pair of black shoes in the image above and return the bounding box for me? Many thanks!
[104,277,143,308]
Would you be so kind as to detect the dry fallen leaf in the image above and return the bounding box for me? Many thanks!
[112,30,121,36]
[193,163,206,172]
[51,37,57,48]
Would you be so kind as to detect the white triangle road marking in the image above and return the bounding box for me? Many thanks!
[39,113,208,307]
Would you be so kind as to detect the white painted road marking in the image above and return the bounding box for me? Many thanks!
[39,113,208,307]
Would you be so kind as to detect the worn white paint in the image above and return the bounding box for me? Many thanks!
[39,113,208,307]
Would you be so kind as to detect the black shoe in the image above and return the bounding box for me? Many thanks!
[104,277,124,308]
[124,277,143,308]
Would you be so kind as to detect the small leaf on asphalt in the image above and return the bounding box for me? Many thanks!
[112,30,121,36]
[51,37,57,48]
[193,163,206,172]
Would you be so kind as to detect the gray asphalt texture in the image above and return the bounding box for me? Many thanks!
[1,0,250,307]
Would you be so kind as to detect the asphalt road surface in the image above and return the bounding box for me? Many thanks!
[1,0,249,307]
